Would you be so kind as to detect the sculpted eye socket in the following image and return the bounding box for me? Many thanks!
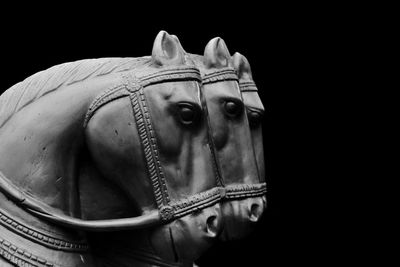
[247,109,264,127]
[177,103,200,125]
[224,100,243,118]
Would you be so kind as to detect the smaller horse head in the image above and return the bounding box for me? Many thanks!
[232,52,266,183]
[197,38,266,240]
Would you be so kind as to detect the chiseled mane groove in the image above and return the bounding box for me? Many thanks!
[0,56,152,129]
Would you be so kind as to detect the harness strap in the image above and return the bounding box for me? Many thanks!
[225,183,267,200]
[0,171,162,231]
[202,68,267,196]
[202,67,238,85]
[239,80,258,92]
[0,236,58,267]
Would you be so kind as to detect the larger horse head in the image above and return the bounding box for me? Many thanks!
[0,31,225,266]
[83,31,225,264]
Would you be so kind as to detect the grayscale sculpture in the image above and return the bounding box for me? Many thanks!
[0,31,266,267]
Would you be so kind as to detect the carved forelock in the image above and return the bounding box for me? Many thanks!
[0,57,152,128]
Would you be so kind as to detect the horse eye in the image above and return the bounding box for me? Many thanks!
[224,101,242,117]
[177,104,198,125]
[248,110,263,126]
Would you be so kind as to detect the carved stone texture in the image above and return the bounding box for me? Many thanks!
[0,30,266,267]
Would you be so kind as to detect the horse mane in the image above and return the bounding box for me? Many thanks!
[188,54,204,68]
[0,57,152,128]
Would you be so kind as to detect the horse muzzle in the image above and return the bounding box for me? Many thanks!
[219,183,267,241]
[149,203,223,262]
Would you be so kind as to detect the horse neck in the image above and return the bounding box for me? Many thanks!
[0,75,121,267]
[0,74,120,216]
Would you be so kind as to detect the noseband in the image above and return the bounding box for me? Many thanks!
[239,80,258,92]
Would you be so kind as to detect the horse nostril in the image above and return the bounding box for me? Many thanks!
[262,196,267,207]
[206,215,218,237]
[249,203,262,222]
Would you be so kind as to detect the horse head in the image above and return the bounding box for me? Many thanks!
[83,31,224,264]
[193,38,267,240]
[232,52,266,184]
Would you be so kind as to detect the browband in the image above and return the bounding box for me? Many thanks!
[239,81,258,92]
[138,66,201,88]
[202,67,238,85]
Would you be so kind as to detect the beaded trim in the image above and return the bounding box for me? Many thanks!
[83,85,130,127]
[0,209,88,252]
[0,237,57,267]
[225,183,267,200]
[171,187,225,219]
[139,67,201,87]
[239,81,258,92]
[130,87,170,209]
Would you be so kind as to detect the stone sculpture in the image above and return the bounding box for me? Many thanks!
[0,31,266,267]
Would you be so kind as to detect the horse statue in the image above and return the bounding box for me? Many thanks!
[0,31,266,267]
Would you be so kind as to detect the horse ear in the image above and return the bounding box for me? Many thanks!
[152,30,185,66]
[232,52,253,80]
[171,34,186,53]
[203,37,231,68]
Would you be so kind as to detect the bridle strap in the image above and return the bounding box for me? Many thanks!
[224,183,266,200]
[239,80,258,92]
[0,171,162,231]
[202,67,238,85]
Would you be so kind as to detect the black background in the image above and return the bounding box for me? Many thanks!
[0,6,344,266]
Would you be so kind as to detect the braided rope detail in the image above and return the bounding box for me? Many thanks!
[203,68,238,84]
[225,183,267,200]
[239,81,258,92]
[0,209,88,252]
[83,84,130,127]
[138,88,170,205]
[171,187,224,219]
[140,67,201,87]
[129,86,169,209]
